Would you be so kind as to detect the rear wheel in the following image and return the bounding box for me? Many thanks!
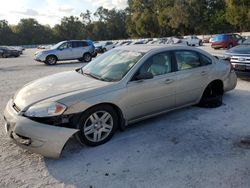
[83,53,92,62]
[75,105,118,146]
[198,82,223,108]
[45,55,57,65]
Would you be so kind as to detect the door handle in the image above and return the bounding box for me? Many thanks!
[200,71,207,76]
[164,79,174,84]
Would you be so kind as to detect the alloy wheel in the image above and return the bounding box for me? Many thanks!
[83,111,113,142]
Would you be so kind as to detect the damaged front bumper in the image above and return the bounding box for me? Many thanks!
[3,99,78,158]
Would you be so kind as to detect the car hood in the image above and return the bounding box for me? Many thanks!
[14,71,112,110]
[227,45,250,55]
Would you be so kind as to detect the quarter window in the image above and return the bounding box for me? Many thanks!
[175,51,201,71]
[139,52,172,76]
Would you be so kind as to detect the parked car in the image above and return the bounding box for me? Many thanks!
[4,45,237,158]
[183,35,202,46]
[0,46,20,58]
[86,40,97,57]
[95,41,115,53]
[165,37,188,45]
[224,37,250,71]
[35,40,95,65]
[202,36,211,43]
[130,40,146,45]
[211,33,243,49]
[11,46,25,54]
[115,41,132,47]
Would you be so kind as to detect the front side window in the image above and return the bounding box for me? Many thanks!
[59,42,71,50]
[138,52,172,76]
[81,49,144,82]
[175,51,201,71]
[200,54,212,65]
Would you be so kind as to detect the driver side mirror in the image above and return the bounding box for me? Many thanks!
[135,72,154,81]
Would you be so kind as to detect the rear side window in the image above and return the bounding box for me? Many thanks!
[82,41,89,47]
[214,35,227,41]
[175,51,201,71]
[72,41,80,48]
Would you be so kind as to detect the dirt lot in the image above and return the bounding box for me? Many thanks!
[0,45,250,188]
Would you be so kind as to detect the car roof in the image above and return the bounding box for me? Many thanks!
[115,44,213,59]
[116,44,196,53]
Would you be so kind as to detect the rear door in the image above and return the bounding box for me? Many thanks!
[72,41,87,58]
[125,51,177,120]
[174,50,213,107]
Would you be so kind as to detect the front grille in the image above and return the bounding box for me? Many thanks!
[12,103,21,113]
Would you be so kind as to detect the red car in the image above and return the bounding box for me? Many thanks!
[211,34,243,49]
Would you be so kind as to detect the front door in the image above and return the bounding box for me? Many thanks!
[57,42,74,60]
[125,52,177,121]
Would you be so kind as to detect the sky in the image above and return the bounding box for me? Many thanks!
[0,0,128,26]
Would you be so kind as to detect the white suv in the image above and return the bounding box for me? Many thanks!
[35,40,95,65]
[183,35,202,46]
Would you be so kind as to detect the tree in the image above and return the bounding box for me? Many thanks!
[225,0,250,32]
[53,16,84,41]
[0,20,15,45]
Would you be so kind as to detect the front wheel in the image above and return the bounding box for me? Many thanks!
[75,105,118,146]
[45,55,57,65]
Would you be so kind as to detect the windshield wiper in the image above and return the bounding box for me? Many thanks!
[83,72,110,82]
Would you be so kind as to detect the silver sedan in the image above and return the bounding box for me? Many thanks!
[3,45,237,158]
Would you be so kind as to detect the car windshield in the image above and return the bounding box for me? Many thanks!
[51,41,65,49]
[80,49,144,82]
[243,37,250,45]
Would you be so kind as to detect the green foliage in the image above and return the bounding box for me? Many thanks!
[0,1,250,45]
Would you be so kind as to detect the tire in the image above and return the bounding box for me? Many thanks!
[75,105,118,146]
[83,53,92,62]
[102,48,107,53]
[45,55,57,65]
[2,53,8,58]
[198,83,223,108]
[199,41,202,46]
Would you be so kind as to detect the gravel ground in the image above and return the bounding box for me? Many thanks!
[0,45,250,188]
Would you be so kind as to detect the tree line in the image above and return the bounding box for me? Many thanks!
[0,0,250,45]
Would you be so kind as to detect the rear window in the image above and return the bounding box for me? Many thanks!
[214,35,228,42]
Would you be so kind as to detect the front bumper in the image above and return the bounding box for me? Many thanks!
[231,63,250,71]
[34,53,46,62]
[230,56,250,71]
[3,99,78,158]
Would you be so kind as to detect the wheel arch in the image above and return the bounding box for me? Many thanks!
[46,54,58,61]
[71,102,126,131]
[208,79,224,95]
[83,51,91,56]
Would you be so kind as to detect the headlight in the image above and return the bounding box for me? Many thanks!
[24,102,67,117]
